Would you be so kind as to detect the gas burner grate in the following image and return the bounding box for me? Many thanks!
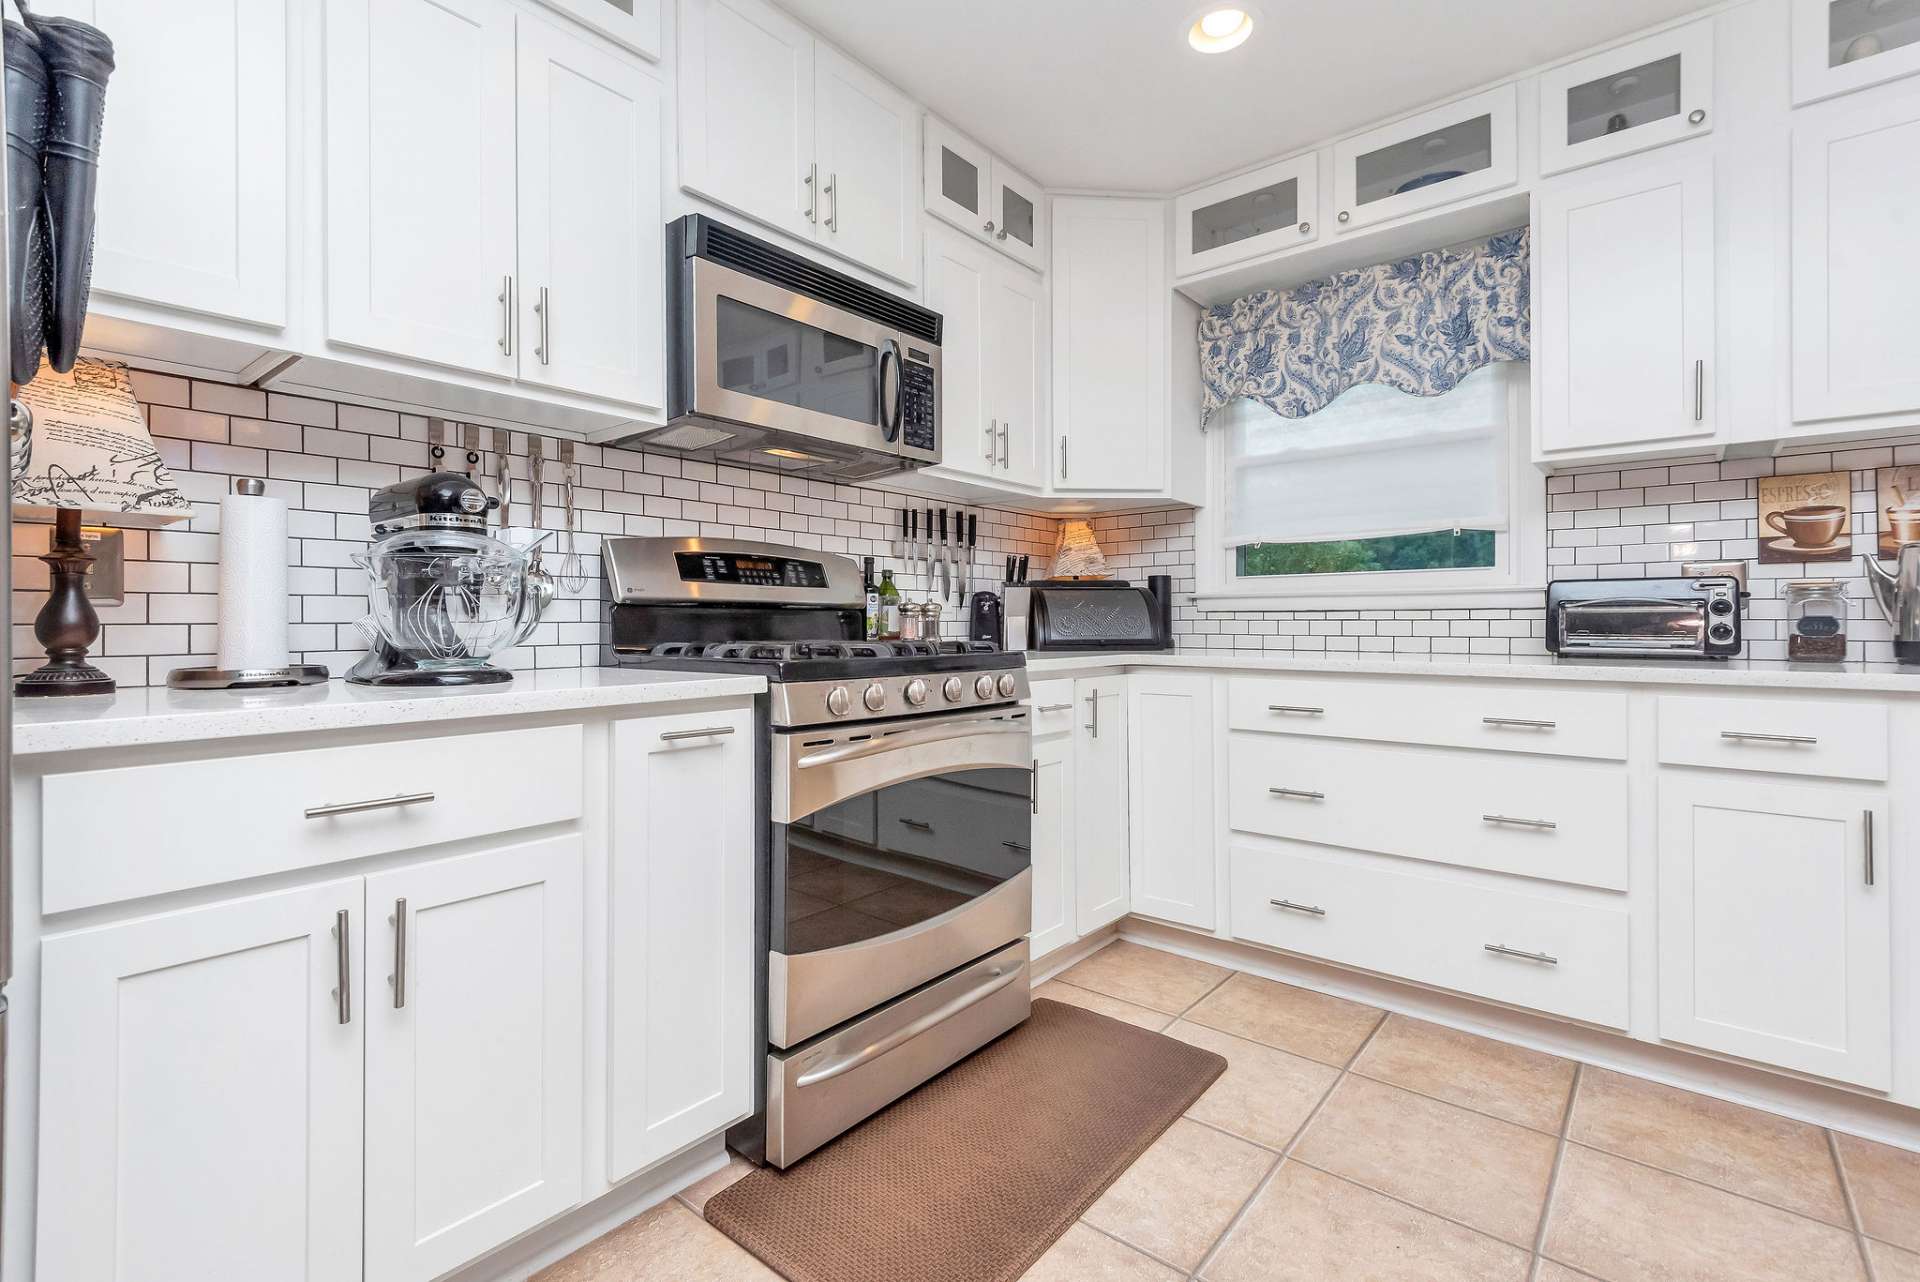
[644,638,1002,662]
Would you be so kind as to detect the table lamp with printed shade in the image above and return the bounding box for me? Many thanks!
[1051,519,1110,580]
[11,358,190,696]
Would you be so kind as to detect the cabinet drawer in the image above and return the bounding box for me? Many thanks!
[1230,736,1629,891]
[1656,695,1887,781]
[1029,678,1078,738]
[1228,675,1627,760]
[43,724,584,912]
[1230,843,1630,1028]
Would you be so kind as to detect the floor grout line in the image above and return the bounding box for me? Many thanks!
[1075,1217,1199,1277]
[1527,1061,1585,1282]
[1830,1129,1881,1282]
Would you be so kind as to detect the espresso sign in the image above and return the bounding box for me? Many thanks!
[1877,465,1920,558]
[1758,470,1853,564]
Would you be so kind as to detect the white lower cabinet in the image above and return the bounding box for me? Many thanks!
[606,708,757,1182]
[37,879,366,1282]
[1029,733,1078,959]
[1074,677,1131,933]
[1128,674,1217,930]
[364,837,585,1282]
[1657,776,1892,1089]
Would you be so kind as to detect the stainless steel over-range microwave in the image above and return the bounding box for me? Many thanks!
[604,214,941,481]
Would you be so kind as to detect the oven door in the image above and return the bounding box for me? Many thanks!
[769,706,1033,1047]
[1555,597,1708,654]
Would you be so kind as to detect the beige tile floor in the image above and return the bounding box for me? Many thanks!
[535,939,1920,1282]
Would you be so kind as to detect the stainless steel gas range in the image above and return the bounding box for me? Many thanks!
[603,537,1034,1167]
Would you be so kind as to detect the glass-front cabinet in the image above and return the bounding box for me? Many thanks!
[1794,0,1920,104]
[923,115,1044,273]
[1331,84,1518,232]
[532,0,660,60]
[1538,20,1714,175]
[1173,152,1319,277]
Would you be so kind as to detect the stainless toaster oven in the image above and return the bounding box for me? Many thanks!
[1546,576,1743,659]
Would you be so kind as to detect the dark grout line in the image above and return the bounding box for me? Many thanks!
[1830,1129,1880,1282]
[1528,1061,1585,1282]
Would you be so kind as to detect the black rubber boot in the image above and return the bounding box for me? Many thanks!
[22,11,112,374]
[4,21,49,386]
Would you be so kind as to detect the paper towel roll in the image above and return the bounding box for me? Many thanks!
[216,477,291,671]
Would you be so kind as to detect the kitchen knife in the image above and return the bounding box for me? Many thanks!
[925,507,936,586]
[908,508,918,577]
[1016,554,1029,584]
[898,507,908,560]
[938,509,951,601]
[1005,554,1016,584]
[965,512,977,604]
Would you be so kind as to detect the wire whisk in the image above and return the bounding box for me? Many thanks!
[556,457,588,593]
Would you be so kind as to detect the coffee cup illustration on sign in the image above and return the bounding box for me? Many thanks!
[1765,505,1849,548]
[1758,472,1852,564]
[1876,465,1920,558]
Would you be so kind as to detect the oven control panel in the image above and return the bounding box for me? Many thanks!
[675,551,829,588]
[900,359,936,453]
[770,668,1029,728]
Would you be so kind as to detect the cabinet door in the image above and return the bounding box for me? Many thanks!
[35,0,288,327]
[38,880,364,1282]
[987,156,1045,273]
[1175,151,1319,277]
[1791,85,1920,425]
[1128,674,1216,931]
[814,42,917,285]
[1657,777,1890,1089]
[1030,734,1078,959]
[517,15,666,408]
[924,115,993,241]
[364,837,584,1282]
[325,0,518,377]
[1051,197,1167,493]
[1793,0,1920,105]
[987,260,1046,489]
[607,707,756,1182]
[1535,147,1717,459]
[1331,83,1517,232]
[531,0,662,61]
[677,0,815,243]
[923,225,995,482]
[1074,677,1130,933]
[1538,18,1714,176]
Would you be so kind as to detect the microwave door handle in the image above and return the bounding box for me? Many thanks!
[878,339,903,443]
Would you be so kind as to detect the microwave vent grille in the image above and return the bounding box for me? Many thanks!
[697,219,942,347]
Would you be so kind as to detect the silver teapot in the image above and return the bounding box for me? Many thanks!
[1862,548,1920,665]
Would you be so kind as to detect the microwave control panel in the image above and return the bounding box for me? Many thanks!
[900,358,936,452]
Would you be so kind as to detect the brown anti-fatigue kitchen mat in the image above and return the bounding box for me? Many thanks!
[705,997,1227,1282]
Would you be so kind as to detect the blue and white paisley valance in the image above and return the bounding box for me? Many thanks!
[1199,227,1530,422]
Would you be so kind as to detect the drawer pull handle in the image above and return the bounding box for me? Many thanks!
[1483,814,1558,831]
[390,898,408,1010]
[1864,809,1875,888]
[1269,898,1326,917]
[333,909,352,1025]
[660,725,737,742]
[899,818,933,832]
[305,791,435,820]
[1483,717,1555,730]
[1484,943,1558,966]
[1720,731,1817,746]
[1037,703,1073,713]
[1268,705,1325,715]
[1002,840,1030,853]
[1268,787,1325,801]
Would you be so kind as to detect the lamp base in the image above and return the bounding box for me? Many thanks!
[14,507,114,698]
[14,659,114,697]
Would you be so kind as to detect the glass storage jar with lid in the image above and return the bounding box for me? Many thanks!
[1784,580,1848,662]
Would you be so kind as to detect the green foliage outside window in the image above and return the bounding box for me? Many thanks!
[1236,529,1496,577]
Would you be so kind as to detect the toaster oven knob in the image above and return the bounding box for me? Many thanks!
[1710,623,1735,644]
[996,673,1018,698]
[942,676,966,702]
[863,682,888,712]
[825,686,852,717]
[1710,597,1734,615]
[974,674,997,700]
[904,678,930,706]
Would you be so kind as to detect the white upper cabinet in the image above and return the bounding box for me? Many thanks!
[987,263,1046,488]
[1331,83,1518,232]
[1538,19,1715,175]
[923,224,1047,489]
[1535,146,1718,460]
[924,116,1045,273]
[1051,196,1167,492]
[813,42,919,284]
[324,0,519,378]
[1793,0,1920,104]
[37,0,289,328]
[1791,83,1920,427]
[516,16,666,409]
[1174,151,1319,277]
[531,0,662,61]
[678,0,916,284]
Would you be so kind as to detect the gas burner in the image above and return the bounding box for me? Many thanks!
[646,638,1001,662]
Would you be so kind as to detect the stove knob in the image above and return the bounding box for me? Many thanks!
[996,673,1018,698]
[863,682,888,712]
[942,676,966,702]
[905,678,930,706]
[825,686,852,717]
[974,674,997,700]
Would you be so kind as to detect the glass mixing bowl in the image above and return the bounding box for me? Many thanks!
[353,530,550,673]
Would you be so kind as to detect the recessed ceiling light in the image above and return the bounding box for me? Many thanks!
[1187,7,1254,53]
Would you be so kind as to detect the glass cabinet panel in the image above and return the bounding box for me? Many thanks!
[941,145,981,216]
[1174,152,1318,276]
[1353,114,1493,208]
[1827,0,1920,71]
[1538,21,1711,177]
[1566,54,1682,145]
[1795,0,1920,103]
[1332,84,1516,232]
[1191,177,1299,255]
[531,0,659,60]
[999,183,1035,250]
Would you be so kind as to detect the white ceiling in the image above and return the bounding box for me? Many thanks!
[779,0,1716,192]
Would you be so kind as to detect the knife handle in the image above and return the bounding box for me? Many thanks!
[967,513,977,548]
[939,509,948,542]
[909,508,917,540]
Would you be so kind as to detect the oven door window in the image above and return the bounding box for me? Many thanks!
[1559,599,1706,649]
[715,297,879,426]
[777,765,1031,954]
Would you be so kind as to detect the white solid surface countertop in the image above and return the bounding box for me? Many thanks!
[10,668,767,756]
[1024,648,1920,693]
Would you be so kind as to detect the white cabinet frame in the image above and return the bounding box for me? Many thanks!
[1793,0,1920,105]
[1538,19,1715,176]
[1174,151,1320,278]
[1331,83,1518,233]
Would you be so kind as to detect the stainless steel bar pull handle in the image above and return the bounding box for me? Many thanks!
[1269,898,1326,917]
[390,898,408,1010]
[824,172,838,231]
[1483,814,1558,830]
[1865,809,1875,887]
[305,791,436,820]
[1030,759,1039,815]
[534,286,550,365]
[659,725,737,742]
[1037,703,1073,712]
[1483,717,1555,729]
[1269,787,1326,801]
[898,818,933,832]
[803,163,817,222]
[333,909,352,1025]
[985,418,997,463]
[1085,693,1099,738]
[1268,705,1324,716]
[1002,840,1030,853]
[1485,943,1558,965]
[1720,731,1817,746]
[1058,436,1068,480]
[1694,359,1704,422]
[997,423,1009,468]
[497,275,513,355]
